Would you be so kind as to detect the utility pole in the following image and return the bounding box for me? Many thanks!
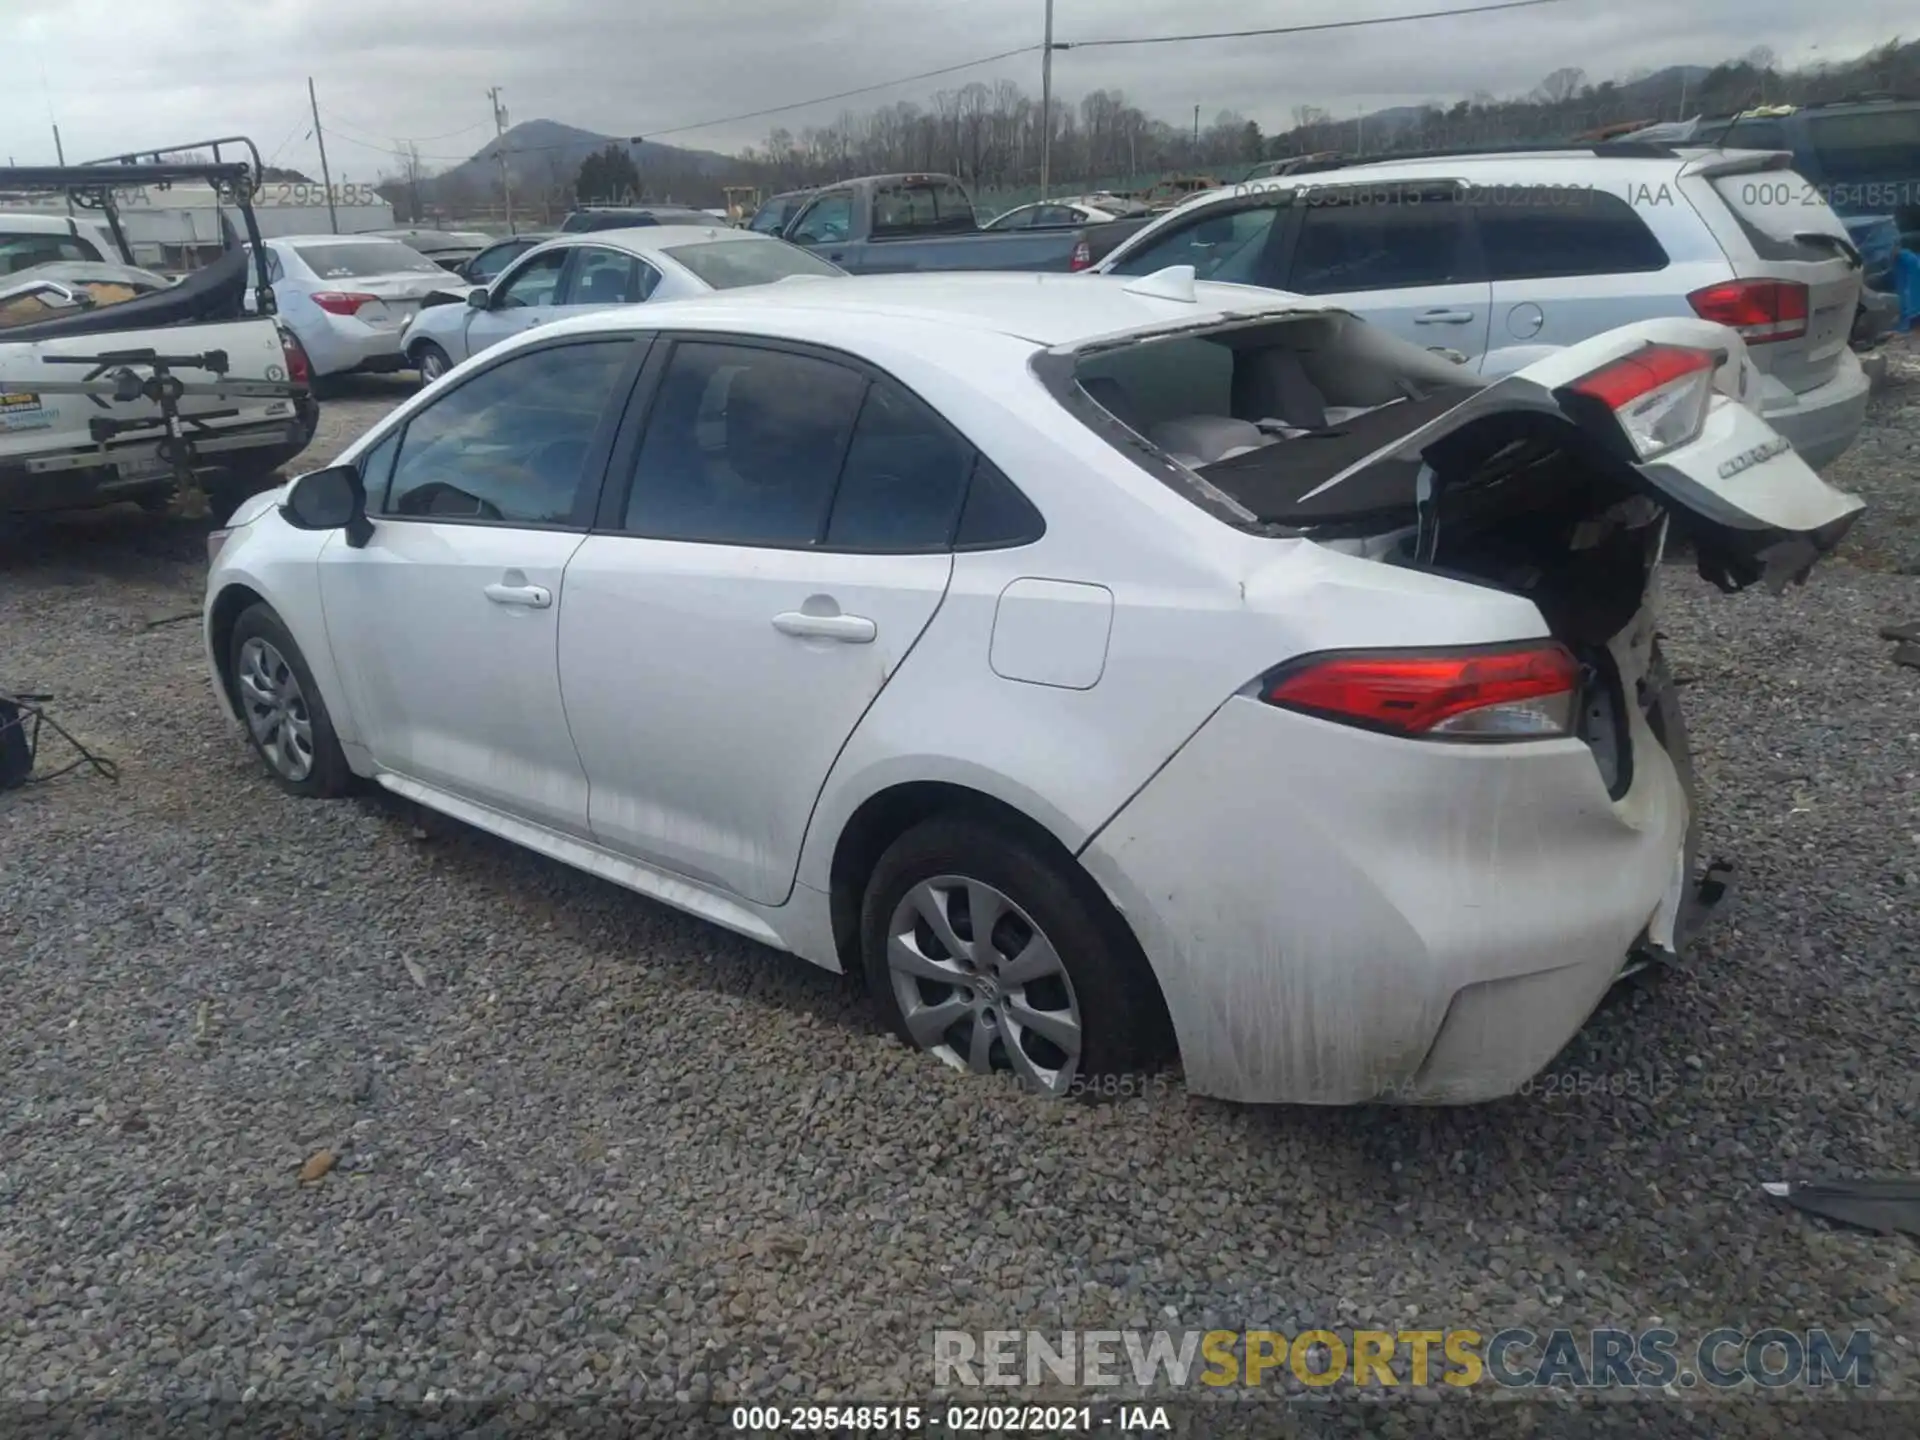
[308,77,339,233]
[52,125,73,214]
[1193,105,1201,149]
[488,86,516,234]
[1038,0,1054,200]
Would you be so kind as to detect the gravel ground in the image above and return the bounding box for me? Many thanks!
[2,350,1918,1435]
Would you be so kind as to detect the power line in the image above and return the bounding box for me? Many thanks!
[322,108,490,147]
[640,44,1042,139]
[1066,0,1575,49]
[297,0,1584,173]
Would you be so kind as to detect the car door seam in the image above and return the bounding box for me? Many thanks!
[776,554,957,909]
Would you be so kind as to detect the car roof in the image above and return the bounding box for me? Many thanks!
[532,270,1326,348]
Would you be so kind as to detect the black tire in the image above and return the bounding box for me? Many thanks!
[413,341,454,387]
[860,813,1164,1097]
[227,602,353,798]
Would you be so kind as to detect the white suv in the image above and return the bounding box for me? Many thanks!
[1096,146,1871,468]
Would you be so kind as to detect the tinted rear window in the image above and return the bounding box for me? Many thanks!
[662,239,843,288]
[871,181,977,237]
[1807,108,1920,182]
[294,242,443,278]
[1474,191,1668,278]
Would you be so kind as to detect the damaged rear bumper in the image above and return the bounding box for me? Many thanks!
[1080,685,1697,1106]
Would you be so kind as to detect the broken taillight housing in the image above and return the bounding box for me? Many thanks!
[277,323,312,387]
[311,291,378,316]
[1565,343,1717,460]
[1687,278,1808,344]
[1262,643,1581,741]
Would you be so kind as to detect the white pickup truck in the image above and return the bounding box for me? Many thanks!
[0,147,316,521]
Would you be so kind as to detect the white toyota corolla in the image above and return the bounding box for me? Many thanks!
[202,269,1862,1104]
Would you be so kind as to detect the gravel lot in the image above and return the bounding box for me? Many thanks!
[3,350,1918,1434]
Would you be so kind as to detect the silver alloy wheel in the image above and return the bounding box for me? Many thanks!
[236,636,316,781]
[886,875,1083,1097]
[417,347,448,381]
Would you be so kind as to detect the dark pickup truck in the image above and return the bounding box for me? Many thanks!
[774,173,1100,273]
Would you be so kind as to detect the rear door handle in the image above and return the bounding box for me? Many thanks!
[1415,309,1475,324]
[484,582,552,609]
[772,610,875,643]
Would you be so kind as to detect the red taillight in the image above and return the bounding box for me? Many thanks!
[1069,241,1093,271]
[1565,343,1717,460]
[1567,344,1713,409]
[312,291,377,316]
[1263,643,1581,740]
[1686,279,1808,343]
[279,327,312,387]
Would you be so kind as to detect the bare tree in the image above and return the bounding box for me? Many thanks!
[1534,67,1587,104]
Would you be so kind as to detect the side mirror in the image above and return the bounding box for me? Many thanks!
[281,464,373,548]
[467,287,489,309]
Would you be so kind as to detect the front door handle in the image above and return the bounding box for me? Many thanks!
[1415,309,1475,324]
[772,610,875,643]
[484,582,552,609]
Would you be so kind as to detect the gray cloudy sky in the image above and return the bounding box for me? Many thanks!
[3,0,1908,176]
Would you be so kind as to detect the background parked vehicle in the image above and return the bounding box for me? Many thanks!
[255,234,467,382]
[560,206,715,233]
[0,144,313,521]
[361,228,494,274]
[1097,143,1872,468]
[202,273,1859,1104]
[983,200,1123,230]
[398,225,845,381]
[774,172,1104,273]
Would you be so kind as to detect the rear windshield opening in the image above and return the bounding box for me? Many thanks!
[1066,315,1482,528]
[663,239,843,288]
[294,241,443,279]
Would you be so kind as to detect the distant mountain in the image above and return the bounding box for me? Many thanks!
[423,119,743,206]
[1348,66,1716,141]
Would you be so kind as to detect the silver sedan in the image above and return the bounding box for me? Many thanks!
[397,226,845,383]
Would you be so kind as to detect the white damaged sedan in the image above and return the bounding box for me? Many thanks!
[202,269,1862,1105]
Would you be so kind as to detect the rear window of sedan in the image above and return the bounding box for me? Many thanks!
[293,241,445,279]
[663,239,844,289]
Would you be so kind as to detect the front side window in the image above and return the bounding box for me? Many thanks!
[1287,188,1472,293]
[378,341,628,525]
[469,240,529,282]
[1110,202,1286,285]
[621,342,865,546]
[494,249,569,308]
[789,194,853,245]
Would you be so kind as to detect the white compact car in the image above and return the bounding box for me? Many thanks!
[1096,145,1872,468]
[398,226,845,383]
[202,270,1861,1105]
[255,235,468,380]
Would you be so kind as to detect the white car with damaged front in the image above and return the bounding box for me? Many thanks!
[201,269,1862,1106]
